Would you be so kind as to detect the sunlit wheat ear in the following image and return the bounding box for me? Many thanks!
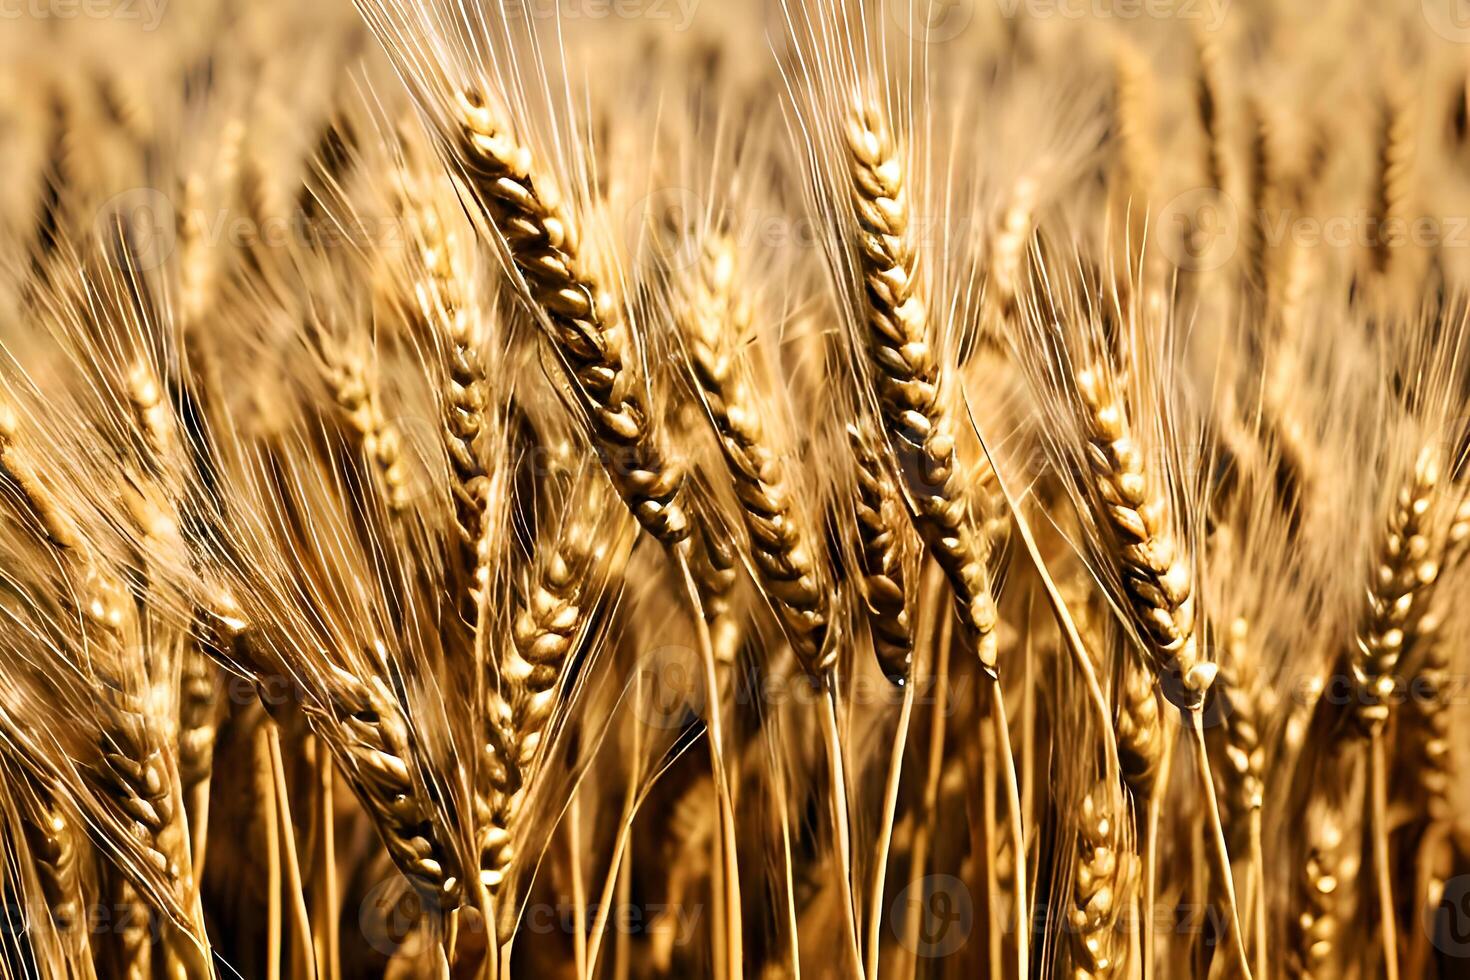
[306,314,411,512]
[396,166,489,545]
[1403,494,1470,820]
[675,237,832,676]
[1069,577,1165,797]
[176,641,219,793]
[0,403,82,550]
[1350,446,1445,732]
[1067,788,1133,978]
[1209,619,1264,840]
[323,664,463,910]
[688,515,742,670]
[843,97,998,672]
[453,89,690,547]
[1074,362,1216,709]
[1115,650,1165,797]
[1293,806,1354,979]
[18,781,87,940]
[1407,607,1452,822]
[479,438,628,897]
[845,422,918,683]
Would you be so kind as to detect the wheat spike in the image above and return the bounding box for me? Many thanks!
[327,666,463,910]
[455,89,689,546]
[846,422,917,683]
[1075,363,1216,708]
[480,443,625,892]
[399,167,492,572]
[844,97,998,671]
[1211,619,1264,839]
[676,237,831,674]
[1115,650,1165,798]
[1292,808,1352,980]
[312,323,411,512]
[1352,447,1440,731]
[1067,790,1132,978]
[20,785,86,936]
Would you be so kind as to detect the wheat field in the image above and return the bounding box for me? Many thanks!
[0,1,1466,977]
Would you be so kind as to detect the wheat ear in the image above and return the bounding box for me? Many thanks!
[1293,807,1352,980]
[479,446,622,898]
[455,89,689,546]
[676,237,832,675]
[1070,361,1257,978]
[1075,364,1216,705]
[398,169,492,602]
[846,422,917,683]
[1213,618,1267,976]
[19,783,86,940]
[323,665,462,910]
[0,403,82,549]
[1068,789,1134,978]
[843,98,999,672]
[309,321,411,512]
[1352,447,1440,732]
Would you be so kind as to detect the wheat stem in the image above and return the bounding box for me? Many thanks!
[675,544,743,980]
[1369,732,1399,980]
[993,684,1029,979]
[820,685,863,975]
[864,675,915,980]
[1185,709,1253,980]
[268,723,316,980]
